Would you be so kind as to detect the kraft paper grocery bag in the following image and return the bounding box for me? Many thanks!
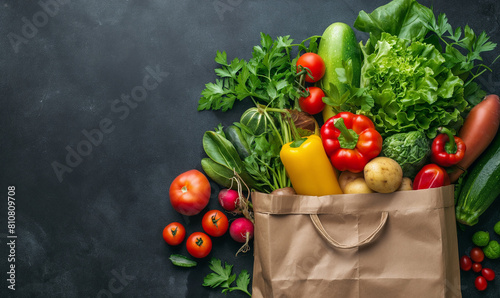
[251,185,461,298]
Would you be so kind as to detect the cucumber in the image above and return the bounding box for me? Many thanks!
[225,125,251,159]
[316,22,362,122]
[456,132,500,226]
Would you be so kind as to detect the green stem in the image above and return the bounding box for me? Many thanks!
[439,127,457,154]
[334,118,351,141]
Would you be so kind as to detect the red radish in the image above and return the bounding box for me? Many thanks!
[450,94,500,182]
[229,217,254,256]
[230,217,254,243]
[218,189,240,212]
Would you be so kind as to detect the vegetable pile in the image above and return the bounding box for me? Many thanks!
[162,0,500,296]
[460,221,500,291]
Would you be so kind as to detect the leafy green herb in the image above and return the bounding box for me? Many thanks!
[201,128,263,192]
[353,0,498,106]
[203,258,251,296]
[169,254,197,268]
[198,33,320,112]
[419,12,498,103]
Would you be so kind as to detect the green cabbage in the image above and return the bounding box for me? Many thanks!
[357,33,468,138]
[380,130,430,179]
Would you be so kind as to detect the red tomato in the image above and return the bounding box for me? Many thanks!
[162,222,186,246]
[470,247,485,263]
[475,276,487,291]
[202,210,229,237]
[186,232,212,258]
[296,53,325,83]
[482,268,496,281]
[169,169,211,216]
[459,255,472,271]
[299,87,326,115]
[472,262,482,273]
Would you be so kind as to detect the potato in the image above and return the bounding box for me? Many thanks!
[339,171,364,192]
[271,187,296,196]
[344,178,375,194]
[364,157,403,193]
[398,177,413,191]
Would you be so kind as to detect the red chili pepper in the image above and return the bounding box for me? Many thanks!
[431,127,466,167]
[413,164,450,190]
[320,111,383,173]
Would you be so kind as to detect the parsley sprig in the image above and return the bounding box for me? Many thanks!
[198,33,320,112]
[203,258,252,296]
[421,12,499,104]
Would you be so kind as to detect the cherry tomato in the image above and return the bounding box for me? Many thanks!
[472,262,482,273]
[169,169,211,216]
[475,276,487,291]
[459,255,472,271]
[202,210,229,237]
[470,247,485,263]
[162,222,186,246]
[482,268,496,281]
[186,232,212,258]
[299,87,326,115]
[296,53,325,83]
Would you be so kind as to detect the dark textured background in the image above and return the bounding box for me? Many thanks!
[0,0,499,297]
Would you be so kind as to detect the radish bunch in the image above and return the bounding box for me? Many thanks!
[217,188,255,255]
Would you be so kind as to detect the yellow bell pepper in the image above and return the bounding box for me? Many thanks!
[280,134,343,196]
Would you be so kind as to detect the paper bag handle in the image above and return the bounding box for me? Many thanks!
[310,211,389,249]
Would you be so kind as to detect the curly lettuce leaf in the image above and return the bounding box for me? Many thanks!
[357,33,467,138]
[354,0,497,106]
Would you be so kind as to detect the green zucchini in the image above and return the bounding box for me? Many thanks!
[456,132,500,226]
[316,22,362,122]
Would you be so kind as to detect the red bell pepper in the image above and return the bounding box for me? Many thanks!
[413,164,450,190]
[320,111,383,173]
[431,127,466,167]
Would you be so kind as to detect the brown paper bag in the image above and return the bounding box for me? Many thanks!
[252,185,461,298]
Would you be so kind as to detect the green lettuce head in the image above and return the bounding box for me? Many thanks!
[359,33,468,138]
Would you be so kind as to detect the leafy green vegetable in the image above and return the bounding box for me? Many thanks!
[353,0,498,106]
[203,130,245,174]
[354,0,432,46]
[380,131,431,178]
[202,106,295,193]
[202,126,263,192]
[356,33,467,138]
[198,33,320,112]
[169,254,197,268]
[203,258,251,296]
